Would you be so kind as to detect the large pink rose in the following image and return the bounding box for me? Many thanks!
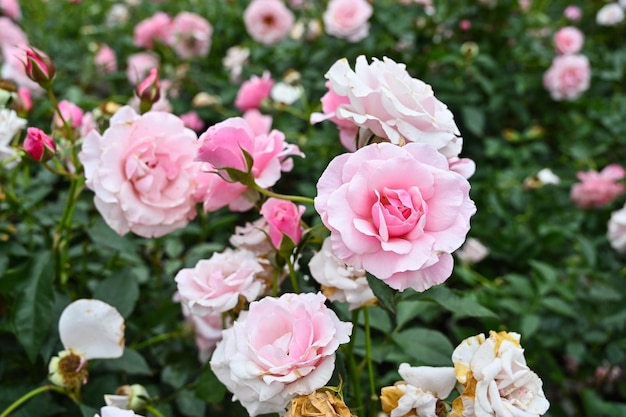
[325,56,462,158]
[79,106,199,238]
[543,54,591,101]
[314,142,475,292]
[570,164,626,209]
[210,292,352,416]
[323,0,373,42]
[234,71,274,112]
[553,26,584,55]
[243,0,295,45]
[166,11,213,59]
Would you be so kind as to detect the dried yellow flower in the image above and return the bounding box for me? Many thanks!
[286,390,357,417]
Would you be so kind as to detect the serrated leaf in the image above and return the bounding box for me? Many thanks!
[93,267,139,318]
[391,328,454,366]
[196,366,227,403]
[13,251,55,363]
[103,348,152,375]
[365,273,395,313]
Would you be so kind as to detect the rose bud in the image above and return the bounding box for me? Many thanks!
[135,68,160,113]
[24,127,56,162]
[24,48,56,87]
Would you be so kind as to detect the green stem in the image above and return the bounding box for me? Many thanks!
[346,309,364,416]
[0,385,66,417]
[54,177,84,285]
[145,405,165,417]
[286,256,299,293]
[251,183,314,205]
[363,306,377,417]
[131,331,183,351]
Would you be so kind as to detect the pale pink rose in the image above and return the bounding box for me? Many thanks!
[543,54,591,101]
[308,237,374,310]
[0,0,20,20]
[210,292,352,416]
[166,12,212,59]
[260,198,305,247]
[0,17,26,49]
[455,237,489,264]
[78,106,199,238]
[596,3,624,26]
[133,11,171,49]
[564,5,582,21]
[243,109,272,136]
[608,205,626,252]
[94,44,117,74]
[326,56,463,158]
[314,142,476,292]
[230,217,274,256]
[175,248,265,316]
[570,164,626,209]
[53,100,84,129]
[243,0,295,45]
[126,52,159,85]
[234,71,274,112]
[553,26,584,55]
[223,45,250,82]
[323,0,372,42]
[180,111,204,132]
[310,81,358,151]
[452,331,550,417]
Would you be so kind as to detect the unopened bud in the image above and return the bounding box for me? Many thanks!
[24,127,56,162]
[135,68,161,109]
[24,48,56,87]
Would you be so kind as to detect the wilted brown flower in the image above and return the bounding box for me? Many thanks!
[285,390,357,417]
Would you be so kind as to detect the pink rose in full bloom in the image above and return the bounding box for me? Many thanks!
[243,0,295,45]
[553,26,584,55]
[314,142,476,292]
[310,81,359,151]
[210,292,352,416]
[234,71,274,112]
[608,205,626,252]
[260,198,305,247]
[570,164,626,209]
[94,44,117,74]
[78,106,199,238]
[325,56,463,158]
[133,11,171,49]
[175,248,265,316]
[543,54,591,101]
[126,52,159,85]
[53,100,84,130]
[166,12,213,59]
[323,0,373,42]
[564,5,582,21]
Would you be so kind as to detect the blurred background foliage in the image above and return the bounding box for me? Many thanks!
[1,0,625,416]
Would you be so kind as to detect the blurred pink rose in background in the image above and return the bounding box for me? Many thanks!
[210,292,352,416]
[596,3,625,26]
[543,54,590,101]
[0,0,21,20]
[323,0,373,42]
[53,100,84,129]
[455,237,489,264]
[79,106,199,238]
[315,142,475,292]
[260,198,305,247]
[166,11,212,59]
[243,0,295,45]
[553,26,584,55]
[608,205,626,252]
[180,111,204,132]
[234,71,274,111]
[570,164,626,209]
[564,5,582,21]
[126,52,159,84]
[133,11,171,49]
[94,43,117,74]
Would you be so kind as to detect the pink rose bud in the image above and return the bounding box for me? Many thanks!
[260,197,305,248]
[24,48,55,87]
[17,88,32,112]
[24,127,56,162]
[135,68,161,110]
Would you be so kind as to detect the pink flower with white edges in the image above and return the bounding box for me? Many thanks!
[79,106,198,238]
[133,11,171,49]
[553,26,584,55]
[325,56,463,158]
[260,198,305,248]
[323,0,373,42]
[314,142,475,292]
[166,12,213,59]
[210,292,352,416]
[234,71,274,112]
[570,164,626,209]
[608,205,626,252]
[175,248,265,316]
[308,237,374,310]
[244,0,295,45]
[543,54,590,101]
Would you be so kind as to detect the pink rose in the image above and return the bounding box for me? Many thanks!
[564,5,582,22]
[553,26,584,55]
[1,46,43,94]
[126,52,159,85]
[175,248,265,316]
[323,0,373,42]
[608,205,626,252]
[166,12,213,59]
[180,111,204,132]
[0,0,21,21]
[243,0,295,45]
[310,81,358,151]
[210,292,352,416]
[133,11,171,49]
[455,237,489,264]
[243,109,272,136]
[325,56,463,158]
[230,217,274,255]
[260,198,305,247]
[24,127,56,162]
[543,54,591,101]
[78,106,198,238]
[314,142,476,292]
[53,100,84,129]
[94,44,117,74]
[234,71,274,112]
[570,164,626,209]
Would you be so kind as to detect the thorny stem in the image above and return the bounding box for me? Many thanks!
[0,385,67,417]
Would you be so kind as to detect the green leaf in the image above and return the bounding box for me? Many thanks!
[13,251,55,363]
[417,286,497,319]
[103,348,152,375]
[177,389,206,417]
[93,267,139,318]
[541,296,577,318]
[520,314,540,338]
[365,273,395,313]
[391,328,454,366]
[196,366,227,404]
[461,106,485,136]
